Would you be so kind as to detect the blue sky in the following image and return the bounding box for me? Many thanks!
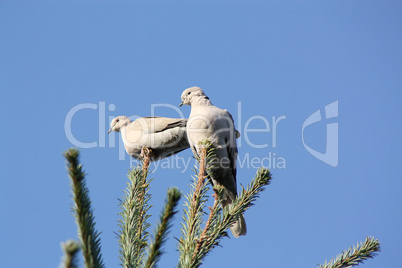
[1,1,401,267]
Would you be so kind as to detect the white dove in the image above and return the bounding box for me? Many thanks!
[108,116,189,161]
[180,86,246,237]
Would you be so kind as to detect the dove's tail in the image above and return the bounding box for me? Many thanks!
[222,191,247,238]
[230,213,247,238]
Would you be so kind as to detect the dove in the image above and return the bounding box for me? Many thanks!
[108,116,190,161]
[180,86,246,237]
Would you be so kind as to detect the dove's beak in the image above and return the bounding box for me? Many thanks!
[107,128,113,134]
[179,101,183,107]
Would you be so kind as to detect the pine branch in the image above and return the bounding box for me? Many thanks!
[178,143,211,267]
[218,168,272,234]
[59,240,80,268]
[118,165,152,268]
[61,146,380,268]
[64,148,105,268]
[318,236,380,268]
[141,147,151,174]
[192,191,220,262]
[145,188,182,268]
[178,141,272,268]
[189,168,272,267]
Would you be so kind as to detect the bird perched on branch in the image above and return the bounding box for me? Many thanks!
[180,86,246,237]
[108,116,189,161]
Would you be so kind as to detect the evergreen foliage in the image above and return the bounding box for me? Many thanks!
[64,148,105,268]
[117,167,152,268]
[318,236,380,268]
[62,146,380,268]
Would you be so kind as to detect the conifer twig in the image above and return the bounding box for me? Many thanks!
[141,147,151,174]
[318,236,380,268]
[64,148,105,268]
[118,166,152,268]
[145,188,182,268]
[192,192,219,262]
[178,142,211,267]
[194,145,208,203]
[189,168,272,267]
[187,143,210,238]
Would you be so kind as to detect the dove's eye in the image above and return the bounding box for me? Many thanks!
[116,119,120,122]
[188,92,191,95]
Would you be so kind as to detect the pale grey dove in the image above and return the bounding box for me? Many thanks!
[180,86,246,238]
[108,116,190,161]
